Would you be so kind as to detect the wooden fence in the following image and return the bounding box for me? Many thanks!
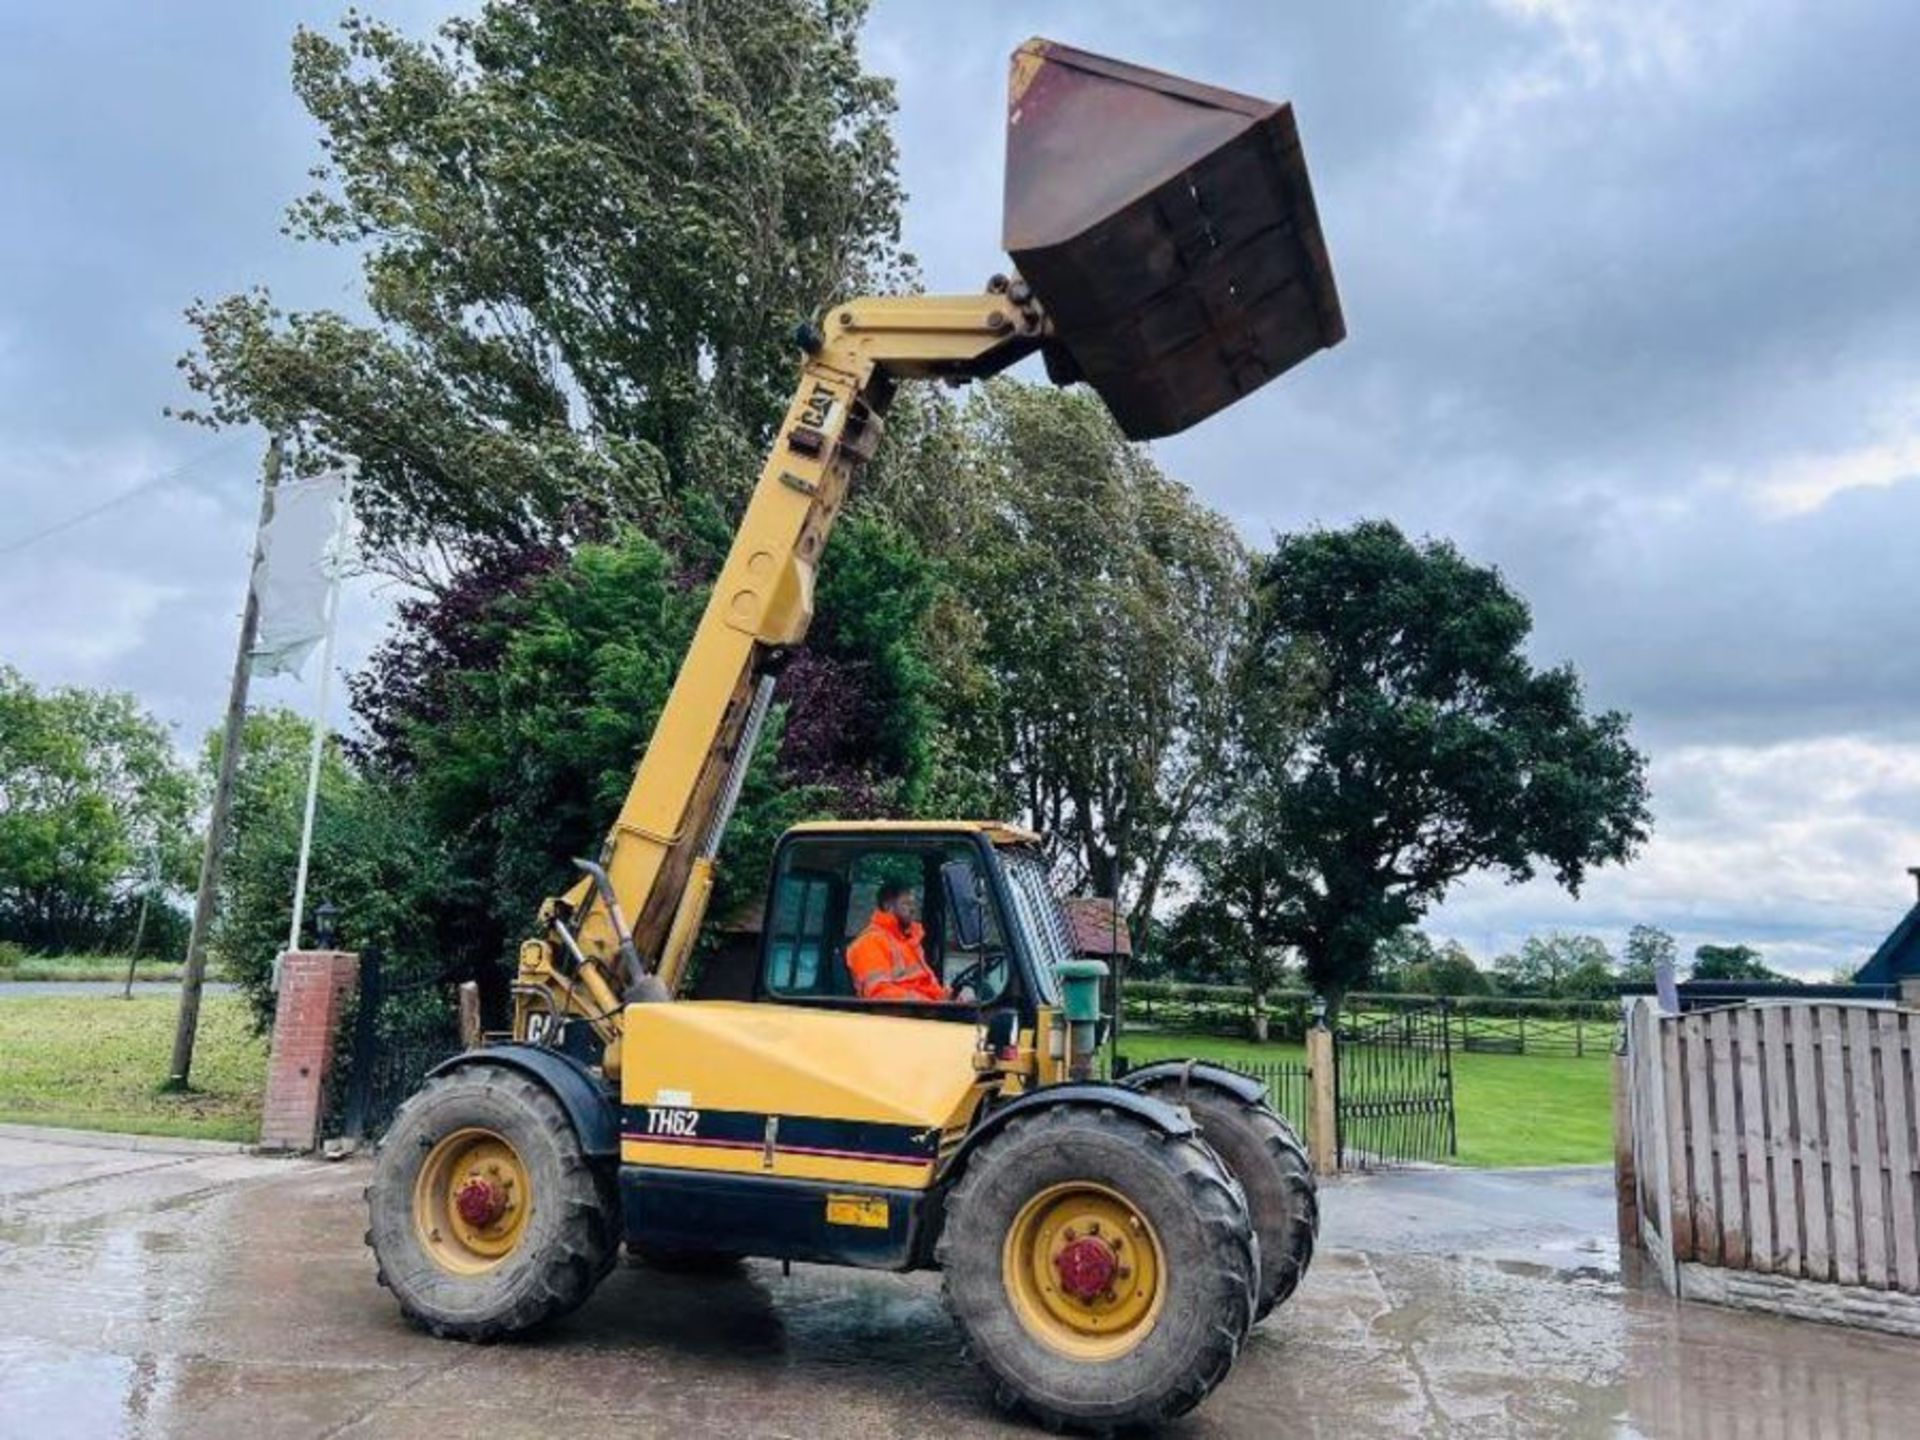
[1123,986,1617,1057]
[1621,997,1920,1302]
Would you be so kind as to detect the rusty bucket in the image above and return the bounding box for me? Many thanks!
[1004,39,1345,441]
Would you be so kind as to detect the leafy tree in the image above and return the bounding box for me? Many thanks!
[1403,941,1492,997]
[1233,521,1649,1010]
[1494,933,1617,999]
[1621,923,1678,985]
[780,514,961,816]
[0,668,195,953]
[1690,943,1787,983]
[940,381,1252,934]
[1370,927,1439,990]
[176,0,908,578]
[1161,882,1293,1040]
[354,518,960,983]
[210,709,455,1029]
[1370,928,1495,996]
[405,529,716,949]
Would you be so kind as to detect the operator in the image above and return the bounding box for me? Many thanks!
[847,880,950,1001]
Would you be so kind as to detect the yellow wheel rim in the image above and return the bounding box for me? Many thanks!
[412,1127,533,1275]
[1003,1181,1165,1360]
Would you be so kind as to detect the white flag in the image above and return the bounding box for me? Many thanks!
[249,471,352,679]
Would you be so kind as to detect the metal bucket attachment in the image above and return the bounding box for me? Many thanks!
[1004,39,1344,441]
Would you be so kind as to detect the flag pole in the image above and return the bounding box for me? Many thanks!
[167,436,281,1090]
[284,470,352,962]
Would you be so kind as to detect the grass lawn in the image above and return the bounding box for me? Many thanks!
[0,992,267,1142]
[1118,1029,1614,1169]
[0,951,186,983]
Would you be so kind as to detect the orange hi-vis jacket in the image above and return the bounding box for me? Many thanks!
[846,910,949,1001]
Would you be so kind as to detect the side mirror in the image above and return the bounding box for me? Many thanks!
[943,859,987,950]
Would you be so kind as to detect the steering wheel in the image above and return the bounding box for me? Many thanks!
[947,953,1008,1004]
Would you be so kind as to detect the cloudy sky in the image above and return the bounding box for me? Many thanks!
[3,0,1917,976]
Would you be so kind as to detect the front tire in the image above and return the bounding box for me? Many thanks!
[1138,1081,1318,1320]
[937,1105,1256,1431]
[367,1066,615,1339]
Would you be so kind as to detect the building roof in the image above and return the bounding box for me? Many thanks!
[1855,900,1920,985]
[1064,897,1132,957]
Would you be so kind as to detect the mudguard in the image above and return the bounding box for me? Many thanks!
[1118,1058,1267,1108]
[939,1080,1195,1186]
[425,1043,619,1158]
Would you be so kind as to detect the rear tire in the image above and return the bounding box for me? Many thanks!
[367,1066,615,1339]
[1139,1081,1318,1320]
[937,1105,1256,1431]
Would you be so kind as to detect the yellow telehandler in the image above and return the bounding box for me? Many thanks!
[367,38,1344,1430]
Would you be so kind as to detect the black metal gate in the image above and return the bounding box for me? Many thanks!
[1335,1001,1457,1168]
[1235,1059,1313,1139]
[333,950,464,1143]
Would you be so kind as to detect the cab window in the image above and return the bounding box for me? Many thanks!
[760,838,1014,1005]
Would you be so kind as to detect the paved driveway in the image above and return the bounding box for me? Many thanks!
[2,1131,1917,1438]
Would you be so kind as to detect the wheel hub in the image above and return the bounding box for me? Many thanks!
[1003,1182,1165,1360]
[1054,1235,1118,1301]
[455,1177,507,1229]
[412,1128,533,1275]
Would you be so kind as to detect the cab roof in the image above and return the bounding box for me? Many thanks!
[783,819,1043,847]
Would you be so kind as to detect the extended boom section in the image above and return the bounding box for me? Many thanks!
[515,289,1048,1055]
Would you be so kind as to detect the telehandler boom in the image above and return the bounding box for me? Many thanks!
[368,38,1343,1431]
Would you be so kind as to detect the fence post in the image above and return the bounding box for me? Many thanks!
[458,980,483,1050]
[1613,1046,1640,1249]
[1441,1000,1458,1157]
[1307,1022,1338,1176]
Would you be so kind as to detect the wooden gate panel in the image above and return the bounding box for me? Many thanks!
[1879,1010,1920,1291]
[1759,1006,1799,1276]
[1630,1002,1920,1297]
[1818,1007,1859,1285]
[1735,1007,1772,1274]
[1790,1004,1831,1281]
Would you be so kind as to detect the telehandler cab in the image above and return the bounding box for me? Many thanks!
[368,37,1344,1430]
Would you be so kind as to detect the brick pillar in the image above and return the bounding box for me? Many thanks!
[260,950,359,1152]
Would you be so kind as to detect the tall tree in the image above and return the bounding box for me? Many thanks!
[939,381,1252,932]
[1230,521,1650,1010]
[176,0,908,580]
[1493,933,1617,999]
[0,668,196,953]
[1164,843,1296,1041]
[1621,923,1677,984]
[1690,943,1786,983]
[349,516,958,980]
[1402,941,1490,997]
[208,709,454,1028]
[1369,927,1440,990]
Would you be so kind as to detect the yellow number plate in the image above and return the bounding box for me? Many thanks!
[825,1193,889,1229]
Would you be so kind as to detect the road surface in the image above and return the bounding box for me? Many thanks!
[1,1130,1916,1438]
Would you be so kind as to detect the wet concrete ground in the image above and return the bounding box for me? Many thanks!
[3,1132,1918,1439]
